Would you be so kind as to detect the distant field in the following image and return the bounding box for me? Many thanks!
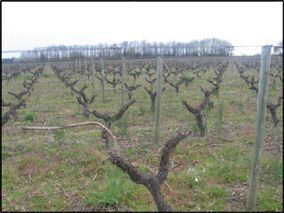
[2,56,282,211]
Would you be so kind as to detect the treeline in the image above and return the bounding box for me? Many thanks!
[20,38,234,61]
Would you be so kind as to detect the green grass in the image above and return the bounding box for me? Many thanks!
[137,105,150,116]
[114,115,129,136]
[2,165,21,191]
[126,147,137,158]
[207,185,227,199]
[29,196,49,211]
[257,191,282,211]
[171,167,206,190]
[16,72,34,80]
[84,166,142,208]
[53,129,65,142]
[205,144,250,183]
[261,152,283,184]
[23,111,36,122]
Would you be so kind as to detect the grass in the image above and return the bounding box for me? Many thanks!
[172,167,206,190]
[257,190,282,211]
[261,152,283,184]
[2,62,282,211]
[23,111,36,122]
[53,129,65,142]
[203,144,250,184]
[84,166,141,209]
[2,165,21,191]
[16,72,34,80]
[114,114,129,136]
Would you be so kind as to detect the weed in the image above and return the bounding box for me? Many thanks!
[261,153,283,184]
[42,73,50,78]
[141,127,153,141]
[116,116,129,136]
[191,122,199,135]
[53,130,65,142]
[84,167,138,207]
[2,166,20,191]
[205,145,249,183]
[215,103,224,135]
[206,185,227,199]
[126,147,137,158]
[17,72,33,80]
[2,190,25,211]
[269,155,283,183]
[257,191,282,211]
[170,167,205,190]
[181,73,194,82]
[23,111,36,122]
[137,105,149,116]
[30,196,49,211]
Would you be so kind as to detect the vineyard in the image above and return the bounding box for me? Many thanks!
[2,55,283,211]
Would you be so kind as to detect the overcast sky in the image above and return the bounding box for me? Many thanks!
[2,2,283,57]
